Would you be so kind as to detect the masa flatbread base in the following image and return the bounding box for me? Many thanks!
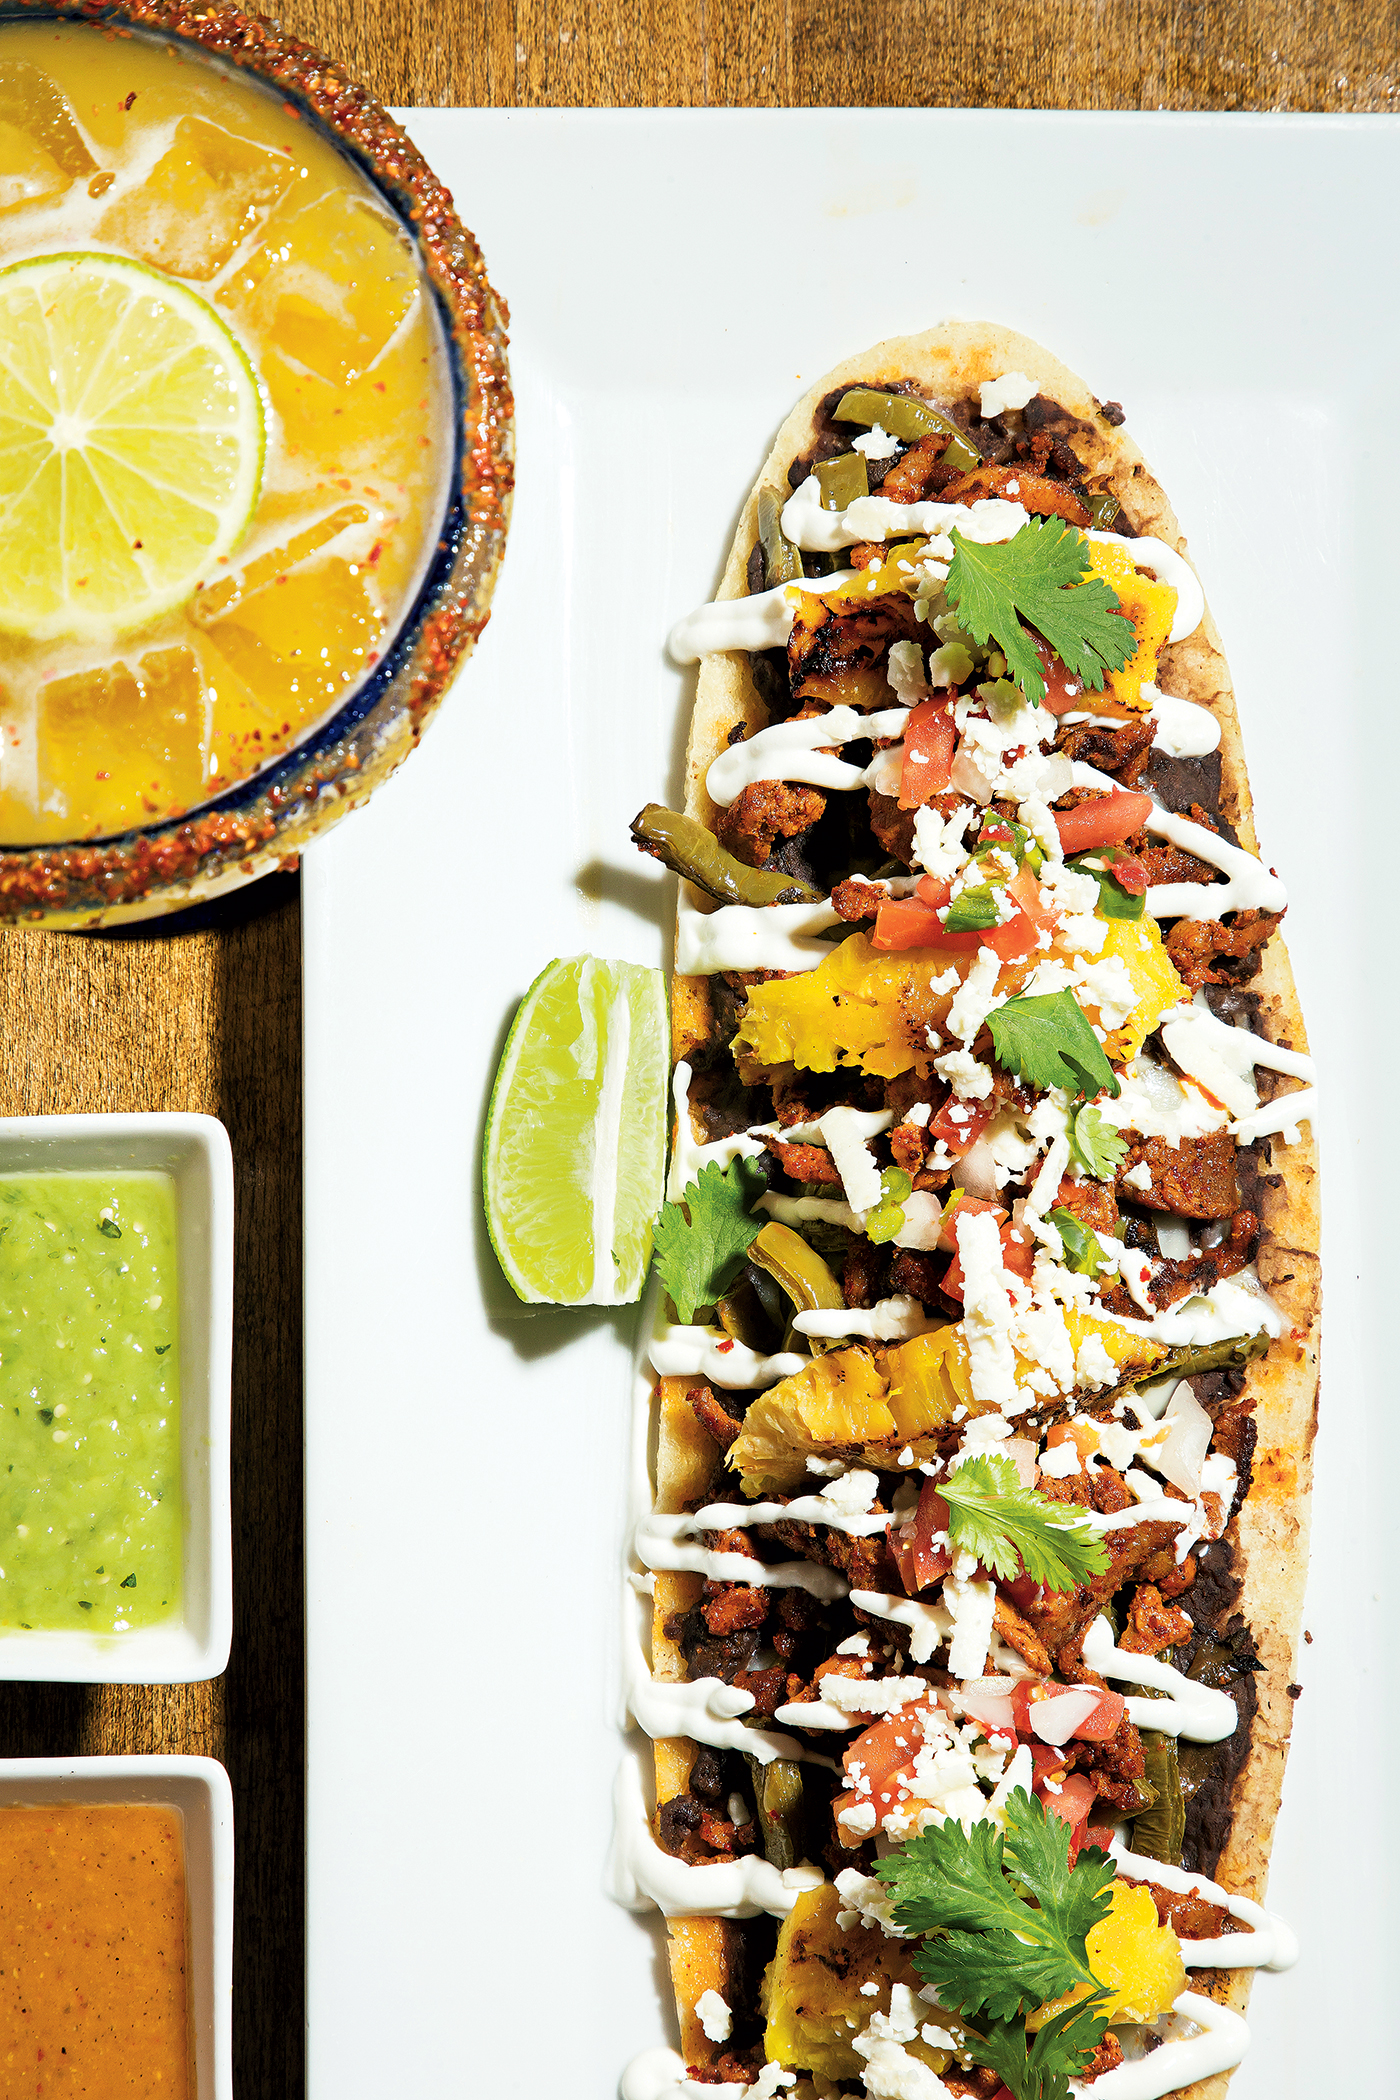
[652,323,1319,2100]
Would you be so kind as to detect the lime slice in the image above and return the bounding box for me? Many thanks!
[0,251,264,640]
[484,956,669,1306]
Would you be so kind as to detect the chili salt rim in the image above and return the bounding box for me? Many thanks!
[0,0,514,924]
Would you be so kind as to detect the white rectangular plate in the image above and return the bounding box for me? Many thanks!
[304,110,1400,2099]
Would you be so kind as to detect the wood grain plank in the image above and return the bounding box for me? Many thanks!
[0,888,303,2100]
[1,3,1391,2097]
[273,0,1398,109]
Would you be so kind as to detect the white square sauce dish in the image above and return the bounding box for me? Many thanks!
[0,1754,233,2100]
[0,1112,232,1681]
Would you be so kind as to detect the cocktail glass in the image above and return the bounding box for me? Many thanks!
[0,0,511,924]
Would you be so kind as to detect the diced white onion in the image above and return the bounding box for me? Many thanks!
[1153,1382,1215,1497]
[1028,1688,1101,1745]
[952,1137,999,1202]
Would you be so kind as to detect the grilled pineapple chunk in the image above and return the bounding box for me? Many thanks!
[1094,914,1186,1064]
[727,1312,1163,1491]
[1087,1882,1187,2023]
[1084,540,1178,710]
[1062,1307,1164,1382]
[762,1885,955,2082]
[884,1324,978,1436]
[728,1348,894,1494]
[732,933,964,1081]
[1031,1882,1186,2032]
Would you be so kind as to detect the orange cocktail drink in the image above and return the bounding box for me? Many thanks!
[0,17,455,845]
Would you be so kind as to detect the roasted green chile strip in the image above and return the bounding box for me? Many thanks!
[1115,1331,1272,1402]
[745,1753,805,1870]
[833,386,982,474]
[756,485,805,586]
[630,806,819,906]
[748,1221,844,1352]
[1132,1733,1186,1865]
[716,1276,773,1352]
[814,452,869,513]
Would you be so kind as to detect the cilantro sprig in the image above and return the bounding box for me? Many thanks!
[987,990,1120,1102]
[1066,1103,1127,1180]
[964,2002,1112,2100]
[877,1789,1115,2100]
[652,1157,765,1323]
[944,516,1137,708]
[940,1454,1108,1589]
[1048,1206,1111,1280]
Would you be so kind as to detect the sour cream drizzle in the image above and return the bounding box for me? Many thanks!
[621,1602,814,1765]
[1069,760,1287,920]
[1231,1087,1317,1143]
[1099,1265,1288,1346]
[706,704,913,805]
[1139,682,1220,757]
[1108,1840,1299,1971]
[1080,1615,1237,1742]
[669,571,853,660]
[624,1971,1263,2099]
[780,476,1029,555]
[670,507,1204,666]
[649,1324,805,1391]
[609,1754,824,1919]
[675,877,919,977]
[1158,1003,1315,1121]
[1069,1992,1250,2100]
[635,1510,849,1599]
[665,1058,769,1201]
[1144,807,1288,919]
[620,2049,718,2100]
[793,1295,936,1342]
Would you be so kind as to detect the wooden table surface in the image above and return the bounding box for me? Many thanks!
[0,2,1388,2091]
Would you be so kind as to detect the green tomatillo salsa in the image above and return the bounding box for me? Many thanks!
[0,1172,181,1634]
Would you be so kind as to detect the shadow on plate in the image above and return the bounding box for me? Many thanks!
[574,855,672,934]
[69,867,301,941]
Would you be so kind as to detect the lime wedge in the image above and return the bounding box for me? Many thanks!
[0,251,264,640]
[484,956,669,1306]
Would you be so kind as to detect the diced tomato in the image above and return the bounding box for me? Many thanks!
[1104,849,1149,895]
[1054,790,1154,856]
[890,1475,953,1594]
[1001,1221,1035,1284]
[1025,1736,1070,1784]
[1072,1688,1128,1742]
[834,1700,934,1836]
[1031,635,1088,716]
[905,864,1055,962]
[941,1209,1032,1306]
[936,1190,1005,1252]
[1081,1821,1119,1856]
[871,897,948,951]
[928,1097,997,1162]
[897,700,956,809]
[1036,1770,1098,1832]
[1000,1571,1045,1614]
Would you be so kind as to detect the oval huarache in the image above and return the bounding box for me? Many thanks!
[620,323,1319,2100]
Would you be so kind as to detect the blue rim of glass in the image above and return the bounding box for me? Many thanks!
[0,2,468,854]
